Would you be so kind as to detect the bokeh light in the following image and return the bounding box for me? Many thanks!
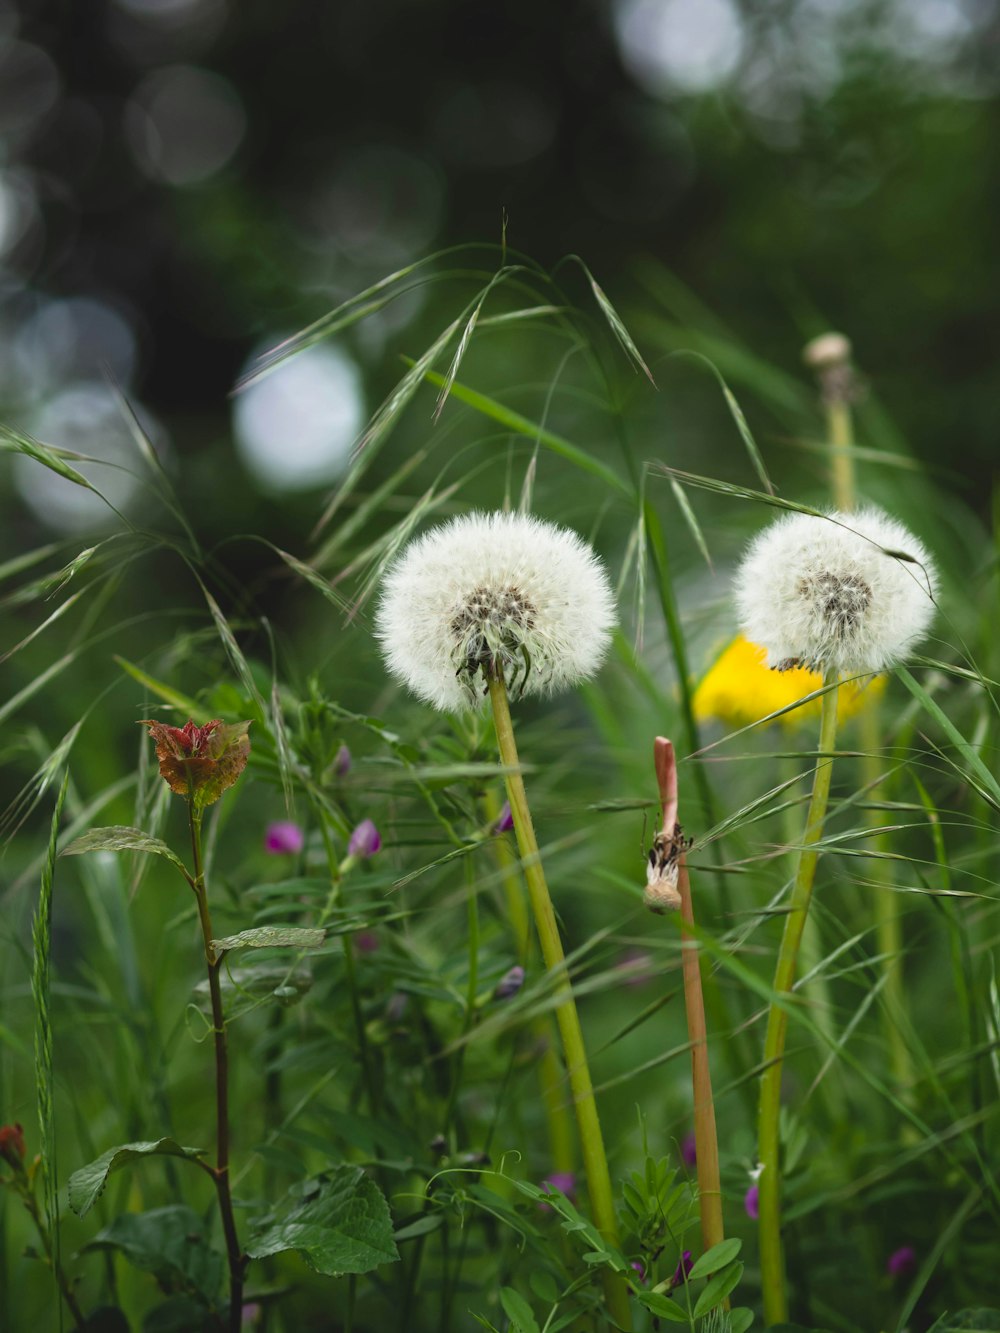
[233,341,365,494]
[125,64,246,186]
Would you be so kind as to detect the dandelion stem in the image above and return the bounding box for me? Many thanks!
[485,787,576,1175]
[187,804,245,1333]
[488,672,631,1330]
[757,670,840,1326]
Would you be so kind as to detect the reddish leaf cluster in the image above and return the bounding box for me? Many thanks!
[0,1122,25,1166]
[140,718,251,808]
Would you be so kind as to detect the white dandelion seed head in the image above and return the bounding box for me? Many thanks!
[375,510,617,712]
[735,507,937,676]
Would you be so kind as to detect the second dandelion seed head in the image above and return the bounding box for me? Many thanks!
[735,507,936,677]
[376,510,616,711]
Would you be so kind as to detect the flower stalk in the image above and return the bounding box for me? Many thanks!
[757,669,840,1325]
[651,738,725,1262]
[488,672,631,1329]
[187,803,246,1333]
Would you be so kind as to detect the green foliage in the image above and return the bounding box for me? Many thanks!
[68,1141,207,1218]
[245,1166,399,1276]
[83,1205,224,1301]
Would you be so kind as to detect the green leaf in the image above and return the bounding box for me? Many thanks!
[143,1297,217,1333]
[693,1262,743,1318]
[729,1309,755,1333]
[634,1290,690,1323]
[68,1139,207,1217]
[500,1287,541,1333]
[927,1314,1000,1333]
[212,926,326,955]
[61,826,191,882]
[113,656,203,717]
[84,1205,223,1302]
[688,1238,742,1280]
[897,667,1000,811]
[246,1166,399,1276]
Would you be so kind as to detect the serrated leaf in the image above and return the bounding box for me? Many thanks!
[61,826,191,881]
[246,1165,399,1276]
[84,1205,223,1302]
[500,1287,540,1333]
[693,1262,744,1318]
[212,926,326,955]
[68,1139,206,1217]
[688,1237,742,1280]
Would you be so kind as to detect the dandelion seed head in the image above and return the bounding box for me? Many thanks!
[735,508,936,676]
[376,511,616,712]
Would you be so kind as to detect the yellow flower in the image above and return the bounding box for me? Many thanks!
[693,634,884,730]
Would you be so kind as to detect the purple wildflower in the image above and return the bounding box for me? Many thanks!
[680,1132,697,1168]
[744,1183,759,1220]
[493,964,525,1001]
[540,1171,576,1211]
[630,1260,646,1284]
[670,1250,693,1290]
[348,818,381,858]
[493,800,514,834]
[887,1245,916,1278]
[334,744,351,777]
[265,821,304,855]
[354,931,379,955]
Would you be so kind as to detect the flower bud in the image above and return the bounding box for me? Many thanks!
[493,964,525,1001]
[347,819,381,858]
[0,1122,26,1168]
[334,744,351,778]
[265,821,304,855]
[492,800,514,834]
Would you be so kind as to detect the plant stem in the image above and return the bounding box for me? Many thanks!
[487,673,631,1330]
[484,786,576,1175]
[679,857,726,1252]
[757,671,840,1327]
[188,804,245,1333]
[22,1188,86,1329]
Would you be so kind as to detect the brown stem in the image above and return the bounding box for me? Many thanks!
[188,804,245,1333]
[653,740,725,1262]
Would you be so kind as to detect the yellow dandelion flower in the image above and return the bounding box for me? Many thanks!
[693,634,884,730]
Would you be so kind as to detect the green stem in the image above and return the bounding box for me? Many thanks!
[316,817,380,1118]
[188,805,245,1333]
[485,786,576,1174]
[758,672,840,1327]
[22,1188,86,1329]
[487,673,631,1330]
[827,399,854,514]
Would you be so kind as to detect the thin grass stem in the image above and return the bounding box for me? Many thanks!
[487,672,631,1329]
[758,669,840,1326]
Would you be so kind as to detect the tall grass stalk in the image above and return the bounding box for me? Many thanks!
[808,334,913,1097]
[758,671,840,1325]
[487,673,631,1329]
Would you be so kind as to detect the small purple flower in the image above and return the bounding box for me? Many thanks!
[493,964,525,1001]
[265,821,304,855]
[493,800,514,834]
[348,818,381,858]
[354,930,379,955]
[616,947,655,988]
[744,1183,759,1220]
[680,1132,697,1168]
[669,1250,693,1290]
[334,744,351,777]
[886,1245,916,1278]
[630,1259,646,1284]
[540,1171,576,1211]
